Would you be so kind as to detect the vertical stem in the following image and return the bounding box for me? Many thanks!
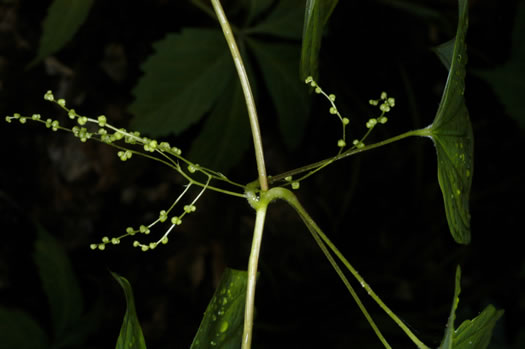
[210,0,268,191]
[243,203,268,349]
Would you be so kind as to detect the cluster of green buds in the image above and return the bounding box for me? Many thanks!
[5,90,243,251]
[304,77,395,153]
[305,76,350,151]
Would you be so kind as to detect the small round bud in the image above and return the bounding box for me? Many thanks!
[90,244,98,250]
[315,87,322,94]
[329,107,337,115]
[161,237,169,244]
[97,115,107,127]
[284,176,292,182]
[171,216,182,225]
[291,181,300,190]
[305,76,313,84]
[32,114,41,120]
[126,227,135,234]
[149,242,156,250]
[342,117,350,125]
[381,91,387,100]
[77,116,88,125]
[379,103,391,112]
[188,164,196,173]
[378,116,388,124]
[337,139,346,148]
[133,240,140,247]
[369,99,378,106]
[98,244,105,250]
[111,238,119,245]
[57,99,66,107]
[102,236,109,243]
[387,97,395,107]
[329,94,336,101]
[68,109,76,119]
[44,90,54,101]
[19,117,27,124]
[141,245,149,252]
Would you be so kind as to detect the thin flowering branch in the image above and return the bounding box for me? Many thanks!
[271,78,396,189]
[4,91,247,251]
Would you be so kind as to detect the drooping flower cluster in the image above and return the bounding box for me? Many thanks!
[5,91,243,251]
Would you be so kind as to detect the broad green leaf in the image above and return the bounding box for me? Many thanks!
[427,0,473,244]
[33,226,83,339]
[112,272,147,349]
[453,305,503,349]
[189,77,250,172]
[475,1,525,130]
[0,308,49,349]
[300,0,338,79]
[190,268,249,349]
[129,28,234,136]
[439,266,503,349]
[28,0,94,68]
[247,38,310,149]
[247,0,304,40]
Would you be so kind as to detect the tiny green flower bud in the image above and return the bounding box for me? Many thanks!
[51,120,59,131]
[90,244,97,250]
[141,245,149,252]
[32,114,41,120]
[77,116,88,125]
[111,238,119,245]
[98,244,105,250]
[97,115,107,127]
[126,227,135,234]
[379,103,391,112]
[102,236,109,243]
[44,90,54,101]
[133,240,140,247]
[57,99,66,107]
[171,216,182,225]
[387,97,395,107]
[68,109,76,119]
[315,87,322,94]
[291,181,300,190]
[342,117,350,125]
[369,99,378,106]
[161,237,169,244]
[285,176,292,182]
[149,242,156,249]
[337,139,346,148]
[188,164,196,173]
[366,118,377,129]
[381,91,387,100]
[19,117,27,124]
[305,76,313,84]
[378,116,388,124]
[184,204,196,213]
[329,107,337,114]
[329,94,336,101]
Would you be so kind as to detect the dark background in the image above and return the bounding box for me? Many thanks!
[1,0,523,348]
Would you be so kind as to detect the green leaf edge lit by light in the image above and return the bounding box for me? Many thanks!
[190,268,249,349]
[426,0,473,244]
[111,272,147,349]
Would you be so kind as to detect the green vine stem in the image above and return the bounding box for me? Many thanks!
[210,0,269,192]
[270,127,431,185]
[277,187,431,349]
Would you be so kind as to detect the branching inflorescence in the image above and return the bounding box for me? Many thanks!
[277,77,396,188]
[5,91,246,251]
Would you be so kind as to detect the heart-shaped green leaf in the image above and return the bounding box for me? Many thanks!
[440,266,503,349]
[129,28,234,136]
[300,0,338,79]
[190,268,249,349]
[112,272,147,349]
[426,0,473,244]
[28,0,94,68]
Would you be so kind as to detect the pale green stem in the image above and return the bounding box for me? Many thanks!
[270,127,431,184]
[242,203,267,349]
[210,0,268,191]
[279,188,431,349]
